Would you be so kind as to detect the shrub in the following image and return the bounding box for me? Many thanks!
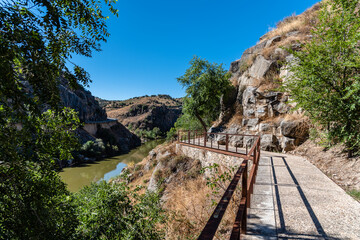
[81,139,106,157]
[74,181,165,240]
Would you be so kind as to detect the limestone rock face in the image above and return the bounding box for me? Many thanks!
[213,31,309,152]
[59,81,107,122]
[58,79,140,152]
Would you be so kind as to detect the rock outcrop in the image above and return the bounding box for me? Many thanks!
[59,79,107,122]
[213,5,321,152]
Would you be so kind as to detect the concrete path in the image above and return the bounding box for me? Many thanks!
[244,151,360,240]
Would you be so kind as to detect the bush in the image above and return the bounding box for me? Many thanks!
[134,127,163,140]
[74,181,165,239]
[81,139,106,157]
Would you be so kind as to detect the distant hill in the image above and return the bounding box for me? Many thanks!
[96,95,183,134]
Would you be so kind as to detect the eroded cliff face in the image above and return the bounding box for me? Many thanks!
[59,79,140,151]
[59,79,107,122]
[213,5,320,152]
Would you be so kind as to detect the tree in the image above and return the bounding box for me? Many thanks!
[177,56,232,132]
[284,0,360,157]
[0,0,117,238]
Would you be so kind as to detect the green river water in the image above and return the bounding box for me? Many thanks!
[59,139,164,192]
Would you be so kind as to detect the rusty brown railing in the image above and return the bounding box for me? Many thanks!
[177,130,261,240]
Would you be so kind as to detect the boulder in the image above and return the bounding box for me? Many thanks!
[147,161,164,192]
[237,73,261,87]
[244,136,256,148]
[230,135,244,147]
[242,86,257,105]
[260,134,280,151]
[286,31,300,37]
[247,118,259,127]
[255,105,268,120]
[265,35,281,48]
[243,108,255,118]
[280,54,296,82]
[273,102,290,114]
[248,55,275,80]
[259,123,271,132]
[281,137,295,152]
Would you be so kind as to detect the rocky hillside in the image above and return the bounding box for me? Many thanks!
[97,95,182,133]
[212,3,321,152]
[59,79,140,152]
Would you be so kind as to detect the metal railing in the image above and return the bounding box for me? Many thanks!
[177,130,261,240]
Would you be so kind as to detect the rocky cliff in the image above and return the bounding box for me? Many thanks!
[213,4,321,152]
[59,79,107,122]
[98,95,182,133]
[59,79,140,151]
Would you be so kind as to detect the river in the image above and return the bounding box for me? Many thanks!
[59,139,164,192]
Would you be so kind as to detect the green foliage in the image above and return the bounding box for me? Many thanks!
[134,127,163,140]
[347,189,360,202]
[166,112,204,141]
[177,56,232,132]
[0,0,118,110]
[166,127,178,141]
[81,139,106,158]
[284,0,360,155]
[0,109,81,239]
[74,181,165,240]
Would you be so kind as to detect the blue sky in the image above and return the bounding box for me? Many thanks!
[71,0,320,100]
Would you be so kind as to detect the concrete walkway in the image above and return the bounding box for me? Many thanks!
[244,151,360,240]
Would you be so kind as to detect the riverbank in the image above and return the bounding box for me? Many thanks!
[59,139,164,191]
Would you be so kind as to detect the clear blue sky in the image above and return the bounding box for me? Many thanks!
[71,0,320,100]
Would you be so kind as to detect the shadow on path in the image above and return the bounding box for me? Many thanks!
[270,156,341,240]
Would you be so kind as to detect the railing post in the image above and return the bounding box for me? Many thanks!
[226,134,229,151]
[204,132,207,147]
[188,131,190,144]
[242,161,248,234]
[246,144,248,155]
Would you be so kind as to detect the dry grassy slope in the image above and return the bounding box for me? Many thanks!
[114,142,241,239]
[96,95,182,133]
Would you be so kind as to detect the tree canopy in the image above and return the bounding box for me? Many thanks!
[177,56,232,132]
[0,1,166,239]
[284,0,360,157]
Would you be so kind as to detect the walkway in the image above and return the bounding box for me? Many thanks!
[245,151,360,240]
[178,134,360,239]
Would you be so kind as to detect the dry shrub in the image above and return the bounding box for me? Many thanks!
[283,112,307,121]
[163,167,243,240]
[262,33,311,60]
[256,65,282,92]
[261,3,321,42]
[226,113,243,127]
[261,115,286,125]
[164,177,213,239]
[257,81,281,92]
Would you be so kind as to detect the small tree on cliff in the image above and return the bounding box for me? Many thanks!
[177,56,232,132]
[284,0,360,157]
